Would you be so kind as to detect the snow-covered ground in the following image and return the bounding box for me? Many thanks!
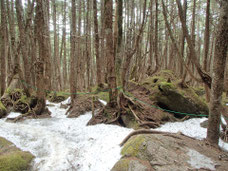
[0,98,132,171]
[156,117,228,151]
[0,98,227,170]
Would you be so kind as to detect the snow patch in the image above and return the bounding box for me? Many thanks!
[99,99,107,106]
[0,101,132,171]
[155,117,228,151]
[187,149,215,170]
[6,112,21,119]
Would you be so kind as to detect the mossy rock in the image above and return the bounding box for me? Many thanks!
[141,70,209,118]
[193,87,206,96]
[114,134,192,171]
[111,157,153,171]
[0,101,7,118]
[47,91,69,103]
[0,137,34,171]
[121,135,147,159]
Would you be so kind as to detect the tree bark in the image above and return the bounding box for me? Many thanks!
[70,0,77,103]
[34,0,47,115]
[0,0,7,96]
[207,0,228,146]
[93,0,102,87]
[104,0,118,106]
[203,0,211,102]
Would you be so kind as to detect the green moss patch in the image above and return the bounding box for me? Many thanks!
[111,158,130,171]
[121,135,146,159]
[0,137,34,171]
[47,91,69,103]
[0,101,7,118]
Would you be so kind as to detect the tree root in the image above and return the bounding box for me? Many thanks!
[139,121,160,128]
[106,112,120,124]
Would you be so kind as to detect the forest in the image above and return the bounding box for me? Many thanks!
[0,0,228,170]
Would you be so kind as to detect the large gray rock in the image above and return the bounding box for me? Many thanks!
[112,134,217,171]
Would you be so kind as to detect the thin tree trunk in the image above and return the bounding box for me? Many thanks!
[104,0,117,106]
[207,0,228,146]
[0,0,7,96]
[176,0,212,88]
[86,0,91,90]
[203,0,211,102]
[121,0,147,90]
[70,0,77,103]
[93,0,102,87]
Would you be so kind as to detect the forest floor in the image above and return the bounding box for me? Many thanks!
[0,98,227,170]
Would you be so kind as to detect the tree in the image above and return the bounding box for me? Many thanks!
[0,0,7,96]
[206,0,228,146]
[70,0,77,103]
[93,0,102,87]
[34,0,48,115]
[203,0,211,102]
[104,0,118,106]
[176,0,212,88]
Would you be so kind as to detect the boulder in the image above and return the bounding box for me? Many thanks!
[0,137,34,171]
[142,70,209,118]
[112,134,220,171]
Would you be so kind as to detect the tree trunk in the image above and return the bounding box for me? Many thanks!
[203,0,211,102]
[104,0,117,106]
[93,0,102,87]
[0,0,7,96]
[207,0,228,146]
[70,0,77,103]
[34,0,47,115]
[121,0,147,90]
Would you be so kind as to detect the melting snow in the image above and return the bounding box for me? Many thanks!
[187,149,215,170]
[155,117,228,151]
[0,100,132,171]
[6,112,21,119]
[0,99,228,170]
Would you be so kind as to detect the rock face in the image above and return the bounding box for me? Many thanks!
[0,137,34,171]
[112,134,218,171]
[142,70,209,118]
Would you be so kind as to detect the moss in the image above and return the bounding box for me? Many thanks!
[97,92,109,102]
[0,101,7,118]
[0,137,12,148]
[0,152,34,171]
[0,137,34,171]
[121,135,146,158]
[159,82,175,92]
[5,88,12,95]
[121,110,139,129]
[193,87,205,96]
[0,101,6,111]
[111,158,131,171]
[10,89,24,95]
[18,95,30,104]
